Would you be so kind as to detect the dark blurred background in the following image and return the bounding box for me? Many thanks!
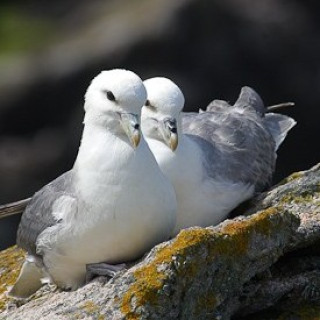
[0,0,319,250]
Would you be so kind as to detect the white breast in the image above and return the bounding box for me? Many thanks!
[55,127,176,264]
[146,135,254,235]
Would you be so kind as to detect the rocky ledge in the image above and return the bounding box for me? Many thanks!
[1,164,320,319]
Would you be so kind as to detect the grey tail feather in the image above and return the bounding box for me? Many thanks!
[234,86,265,115]
[264,113,297,151]
[8,257,43,299]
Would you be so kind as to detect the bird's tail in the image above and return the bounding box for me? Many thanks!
[263,113,297,151]
[8,256,43,299]
[234,86,296,150]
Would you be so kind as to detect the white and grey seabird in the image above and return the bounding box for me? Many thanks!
[9,70,177,298]
[141,77,296,235]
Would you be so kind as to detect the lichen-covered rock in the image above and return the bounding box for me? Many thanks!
[1,163,320,319]
[245,163,320,250]
[0,246,25,312]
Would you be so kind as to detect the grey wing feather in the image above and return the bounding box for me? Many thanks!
[234,86,265,115]
[206,99,231,112]
[182,107,276,192]
[17,170,76,256]
[264,113,296,151]
[205,86,265,116]
[183,87,296,191]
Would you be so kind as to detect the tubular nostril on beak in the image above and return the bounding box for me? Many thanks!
[162,118,178,151]
[120,112,141,148]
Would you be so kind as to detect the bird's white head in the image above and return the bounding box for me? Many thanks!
[142,77,185,151]
[84,69,147,148]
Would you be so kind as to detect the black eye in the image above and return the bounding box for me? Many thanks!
[105,90,116,101]
[145,99,151,106]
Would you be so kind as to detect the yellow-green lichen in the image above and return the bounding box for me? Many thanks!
[80,300,104,319]
[219,207,281,254]
[63,300,104,319]
[121,228,213,319]
[280,185,320,206]
[0,245,26,311]
[278,171,303,186]
[120,206,286,318]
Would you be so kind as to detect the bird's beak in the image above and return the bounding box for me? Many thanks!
[160,118,178,151]
[120,113,141,148]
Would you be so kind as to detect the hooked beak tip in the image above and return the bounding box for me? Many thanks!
[169,133,178,151]
[162,118,179,151]
[132,131,141,148]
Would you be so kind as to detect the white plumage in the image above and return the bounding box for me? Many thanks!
[142,77,295,236]
[10,70,177,298]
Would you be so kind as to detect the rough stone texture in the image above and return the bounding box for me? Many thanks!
[246,163,320,250]
[1,163,320,319]
[0,246,25,311]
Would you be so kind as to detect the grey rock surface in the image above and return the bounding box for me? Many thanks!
[1,163,320,319]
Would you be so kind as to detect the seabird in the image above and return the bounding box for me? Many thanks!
[9,70,177,298]
[141,77,296,235]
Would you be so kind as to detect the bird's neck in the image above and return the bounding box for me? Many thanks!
[147,133,202,182]
[73,124,133,196]
[77,123,133,166]
[147,134,193,166]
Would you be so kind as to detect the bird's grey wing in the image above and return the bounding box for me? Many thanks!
[205,99,231,113]
[182,110,250,148]
[17,170,77,256]
[264,113,296,151]
[182,110,276,191]
[234,86,266,116]
[204,86,265,115]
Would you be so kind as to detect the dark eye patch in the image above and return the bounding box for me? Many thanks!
[105,90,116,101]
[145,99,156,111]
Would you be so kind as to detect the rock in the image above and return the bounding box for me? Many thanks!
[0,246,25,312]
[1,163,320,319]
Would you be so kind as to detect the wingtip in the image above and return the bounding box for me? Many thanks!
[235,86,265,114]
[8,259,43,299]
[264,113,297,151]
[240,86,257,94]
